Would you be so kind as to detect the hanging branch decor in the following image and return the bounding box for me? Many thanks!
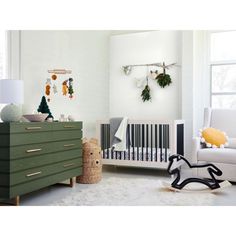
[150,70,158,80]
[122,62,177,102]
[141,77,151,102]
[155,62,172,88]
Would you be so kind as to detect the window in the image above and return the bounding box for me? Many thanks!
[211,31,236,108]
[0,31,7,80]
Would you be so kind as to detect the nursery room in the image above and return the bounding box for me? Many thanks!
[1,29,236,206]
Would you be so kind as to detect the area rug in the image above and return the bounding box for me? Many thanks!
[51,176,217,206]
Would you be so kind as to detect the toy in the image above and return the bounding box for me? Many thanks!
[53,84,58,94]
[163,154,231,192]
[45,84,51,96]
[62,80,68,96]
[45,78,52,102]
[77,138,102,184]
[46,78,51,85]
[68,115,75,121]
[51,74,57,80]
[68,78,74,99]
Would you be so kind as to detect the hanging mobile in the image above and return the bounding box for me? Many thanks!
[45,78,51,102]
[51,74,57,81]
[68,78,74,99]
[53,84,58,94]
[62,79,68,96]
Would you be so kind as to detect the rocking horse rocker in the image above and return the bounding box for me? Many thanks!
[163,154,231,193]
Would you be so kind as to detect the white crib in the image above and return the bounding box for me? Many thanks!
[96,119,184,169]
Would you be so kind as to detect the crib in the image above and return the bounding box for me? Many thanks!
[96,119,184,169]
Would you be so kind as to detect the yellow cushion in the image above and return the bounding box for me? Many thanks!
[201,127,227,148]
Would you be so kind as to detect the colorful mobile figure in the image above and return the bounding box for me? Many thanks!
[68,78,74,99]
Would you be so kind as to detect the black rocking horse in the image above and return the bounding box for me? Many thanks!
[167,154,226,191]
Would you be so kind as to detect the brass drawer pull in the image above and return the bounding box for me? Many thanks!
[63,163,75,168]
[26,171,42,177]
[26,148,42,153]
[63,144,75,147]
[64,125,75,128]
[25,127,42,130]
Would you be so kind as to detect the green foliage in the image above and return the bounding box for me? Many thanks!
[156,73,172,88]
[141,85,151,102]
[68,85,74,95]
[68,78,74,98]
[37,96,54,120]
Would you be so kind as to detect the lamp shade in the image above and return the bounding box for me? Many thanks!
[0,79,24,104]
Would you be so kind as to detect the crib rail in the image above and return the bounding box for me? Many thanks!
[96,119,184,169]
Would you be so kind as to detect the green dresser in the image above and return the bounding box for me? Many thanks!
[0,121,83,205]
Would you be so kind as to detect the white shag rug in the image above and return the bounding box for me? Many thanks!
[51,176,216,206]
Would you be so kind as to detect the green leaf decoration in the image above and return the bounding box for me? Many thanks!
[156,73,172,88]
[141,85,151,102]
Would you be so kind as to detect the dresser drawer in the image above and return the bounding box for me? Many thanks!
[0,139,82,160]
[54,139,82,152]
[10,122,52,134]
[10,142,55,159]
[0,149,82,173]
[0,158,82,186]
[8,167,82,199]
[0,132,54,147]
[53,122,82,131]
[10,132,53,146]
[52,130,82,141]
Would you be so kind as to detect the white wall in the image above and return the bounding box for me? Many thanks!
[181,31,210,159]
[13,30,210,158]
[20,31,110,138]
[109,31,181,120]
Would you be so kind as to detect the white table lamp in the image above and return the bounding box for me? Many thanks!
[0,79,24,122]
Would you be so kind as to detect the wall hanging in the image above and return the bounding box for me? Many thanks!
[155,62,172,88]
[135,77,145,88]
[122,62,176,77]
[122,62,178,102]
[45,69,75,101]
[62,78,74,98]
[141,76,151,102]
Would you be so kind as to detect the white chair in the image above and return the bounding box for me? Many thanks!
[193,108,236,182]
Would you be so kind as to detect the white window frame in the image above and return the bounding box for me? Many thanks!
[0,30,8,80]
[0,30,21,80]
[210,31,236,107]
[6,30,21,80]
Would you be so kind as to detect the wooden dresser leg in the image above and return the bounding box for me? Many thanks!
[14,196,20,206]
[69,177,75,188]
